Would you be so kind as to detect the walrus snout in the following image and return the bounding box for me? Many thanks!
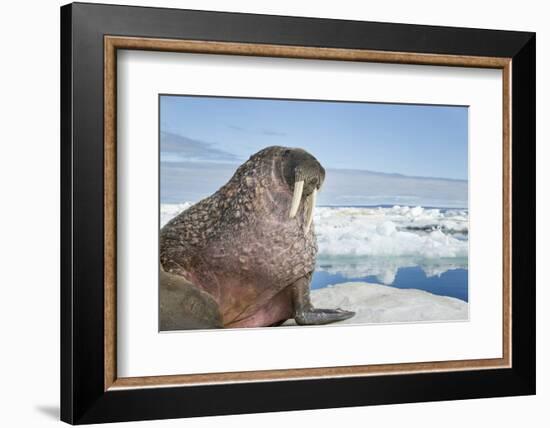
[282,149,325,192]
[296,160,325,195]
[283,149,325,231]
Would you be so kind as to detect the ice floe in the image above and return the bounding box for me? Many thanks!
[160,203,469,290]
[285,282,468,325]
[315,205,468,259]
[160,202,193,228]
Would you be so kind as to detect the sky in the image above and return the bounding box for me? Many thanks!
[159,95,468,207]
[160,95,468,180]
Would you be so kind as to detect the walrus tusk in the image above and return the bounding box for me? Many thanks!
[305,187,317,232]
[289,180,304,218]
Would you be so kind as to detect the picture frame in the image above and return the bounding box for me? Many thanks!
[60,2,535,424]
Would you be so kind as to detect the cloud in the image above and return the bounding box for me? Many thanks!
[261,129,287,137]
[160,132,239,162]
[226,124,287,137]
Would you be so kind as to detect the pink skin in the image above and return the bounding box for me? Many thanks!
[225,287,294,328]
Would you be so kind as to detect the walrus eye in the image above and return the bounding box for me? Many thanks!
[288,180,304,218]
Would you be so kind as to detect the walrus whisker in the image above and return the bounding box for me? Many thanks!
[289,180,304,218]
[305,187,317,232]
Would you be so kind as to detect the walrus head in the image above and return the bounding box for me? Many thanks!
[280,148,325,232]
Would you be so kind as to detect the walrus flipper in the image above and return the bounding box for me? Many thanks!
[292,274,355,326]
[160,269,222,331]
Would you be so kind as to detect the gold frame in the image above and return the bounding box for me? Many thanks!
[104,36,512,391]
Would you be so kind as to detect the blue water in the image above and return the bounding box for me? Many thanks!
[312,266,468,302]
[319,204,468,211]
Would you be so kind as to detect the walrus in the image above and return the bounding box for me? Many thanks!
[160,146,355,330]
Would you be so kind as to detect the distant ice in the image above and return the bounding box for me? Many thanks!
[160,203,469,287]
[161,161,467,208]
[160,202,193,227]
[160,204,468,254]
[315,205,468,259]
[285,282,468,325]
[160,203,468,259]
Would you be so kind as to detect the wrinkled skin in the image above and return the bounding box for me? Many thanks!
[160,146,355,329]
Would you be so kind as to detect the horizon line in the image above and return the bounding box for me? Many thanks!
[160,159,468,183]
